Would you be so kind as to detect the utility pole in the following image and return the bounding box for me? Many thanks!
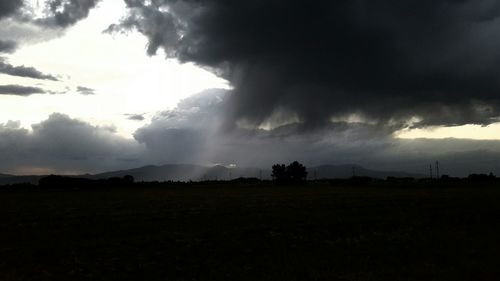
[435,161,440,179]
[429,164,433,179]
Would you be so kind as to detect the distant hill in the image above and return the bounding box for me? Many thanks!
[311,164,424,179]
[0,175,44,185]
[89,164,423,182]
[0,164,424,186]
[89,164,269,182]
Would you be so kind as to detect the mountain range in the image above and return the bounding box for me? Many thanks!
[0,164,424,185]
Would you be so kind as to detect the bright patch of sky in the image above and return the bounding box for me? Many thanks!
[0,0,230,138]
[395,123,500,140]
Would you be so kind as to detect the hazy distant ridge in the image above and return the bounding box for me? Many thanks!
[312,165,423,180]
[89,164,267,182]
[0,164,424,185]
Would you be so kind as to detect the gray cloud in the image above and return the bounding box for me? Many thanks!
[134,89,225,164]
[1,1,499,176]
[0,40,17,53]
[0,0,100,47]
[105,0,186,56]
[0,84,45,96]
[0,0,23,19]
[0,58,59,81]
[0,113,145,174]
[0,89,498,176]
[34,0,101,28]
[0,19,62,48]
[0,0,100,57]
[76,86,95,95]
[125,113,146,121]
[111,0,500,131]
[133,89,500,176]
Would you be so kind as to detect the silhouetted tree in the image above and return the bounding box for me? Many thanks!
[123,175,135,184]
[468,173,497,183]
[286,161,307,182]
[271,161,307,184]
[271,164,287,182]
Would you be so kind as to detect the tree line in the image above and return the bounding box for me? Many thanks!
[271,161,308,184]
[3,161,500,189]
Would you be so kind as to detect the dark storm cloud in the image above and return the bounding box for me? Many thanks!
[0,0,100,29]
[0,59,59,81]
[0,113,145,174]
[0,40,17,53]
[0,89,497,176]
[0,0,23,19]
[134,89,393,166]
[0,84,45,96]
[76,86,95,95]
[112,0,500,131]
[35,0,101,27]
[133,89,500,176]
[0,0,96,47]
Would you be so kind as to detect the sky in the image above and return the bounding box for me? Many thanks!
[2,0,500,176]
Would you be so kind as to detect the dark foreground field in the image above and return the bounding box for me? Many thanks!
[1,184,500,281]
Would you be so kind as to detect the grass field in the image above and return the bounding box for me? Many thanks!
[1,184,500,280]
